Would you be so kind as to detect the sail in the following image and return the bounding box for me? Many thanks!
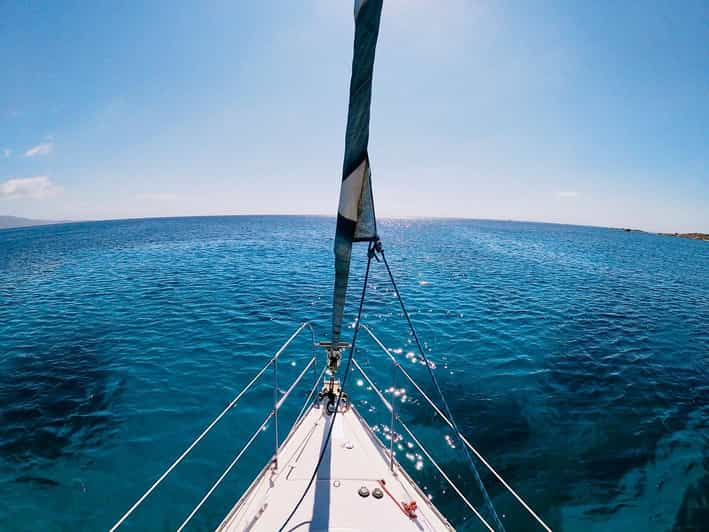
[331,0,383,345]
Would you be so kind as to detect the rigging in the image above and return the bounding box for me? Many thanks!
[278,242,375,532]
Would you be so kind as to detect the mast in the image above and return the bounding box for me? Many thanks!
[330,0,383,370]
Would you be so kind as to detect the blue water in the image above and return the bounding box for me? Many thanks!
[1,216,707,531]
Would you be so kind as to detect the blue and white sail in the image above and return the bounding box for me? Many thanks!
[331,0,383,345]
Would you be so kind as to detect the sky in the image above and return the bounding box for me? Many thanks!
[1,0,707,233]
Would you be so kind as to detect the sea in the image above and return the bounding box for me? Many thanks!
[0,216,707,531]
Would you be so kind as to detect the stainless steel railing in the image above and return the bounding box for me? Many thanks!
[177,357,319,531]
[110,321,318,531]
[351,358,495,531]
[358,324,552,532]
[111,320,551,532]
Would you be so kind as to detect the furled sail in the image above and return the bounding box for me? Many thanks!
[331,0,383,346]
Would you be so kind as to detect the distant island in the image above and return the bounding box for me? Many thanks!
[659,232,709,241]
[618,227,709,241]
[0,215,64,230]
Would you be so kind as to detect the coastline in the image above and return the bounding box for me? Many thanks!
[618,227,709,242]
[659,232,709,241]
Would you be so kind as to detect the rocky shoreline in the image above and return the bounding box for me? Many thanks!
[617,228,709,241]
[658,232,709,241]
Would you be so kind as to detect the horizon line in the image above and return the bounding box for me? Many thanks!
[2,212,705,236]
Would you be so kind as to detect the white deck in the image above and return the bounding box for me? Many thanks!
[218,399,454,531]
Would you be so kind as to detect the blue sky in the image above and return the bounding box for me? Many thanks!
[1,1,707,232]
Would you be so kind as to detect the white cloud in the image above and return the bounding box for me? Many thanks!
[0,176,62,199]
[2,148,11,158]
[556,191,579,198]
[24,142,53,157]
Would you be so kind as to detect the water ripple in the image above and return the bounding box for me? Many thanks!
[0,217,707,531]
